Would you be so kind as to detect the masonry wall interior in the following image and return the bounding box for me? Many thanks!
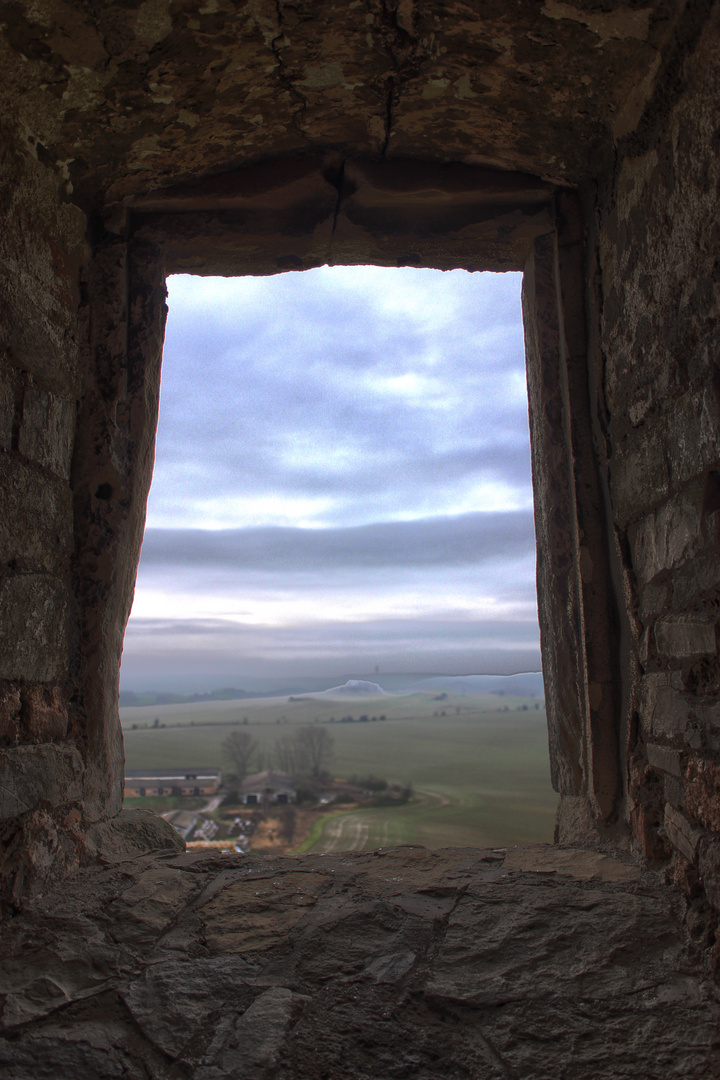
[0,1,719,927]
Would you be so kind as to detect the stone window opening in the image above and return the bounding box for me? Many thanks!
[120,262,555,851]
[4,155,625,898]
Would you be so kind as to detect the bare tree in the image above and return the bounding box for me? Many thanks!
[295,725,334,778]
[222,730,256,782]
[272,734,300,774]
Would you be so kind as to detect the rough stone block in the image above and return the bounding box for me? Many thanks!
[698,837,720,913]
[18,382,75,478]
[610,426,669,526]
[0,684,21,743]
[84,809,185,863]
[554,794,599,846]
[630,804,667,862]
[647,743,683,777]
[663,804,706,864]
[638,672,689,739]
[0,576,69,682]
[663,773,685,808]
[638,581,669,625]
[0,744,83,820]
[0,458,73,573]
[654,614,717,659]
[670,549,720,615]
[628,482,703,587]
[22,685,68,741]
[665,387,720,489]
[121,955,255,1058]
[0,370,13,452]
[685,757,720,832]
[698,702,720,730]
[0,278,77,396]
[684,725,705,751]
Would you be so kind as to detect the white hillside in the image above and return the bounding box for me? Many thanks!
[321,680,387,698]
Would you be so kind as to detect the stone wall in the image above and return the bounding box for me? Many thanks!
[0,0,719,923]
[590,7,720,904]
[0,135,90,898]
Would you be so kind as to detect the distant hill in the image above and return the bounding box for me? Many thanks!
[288,680,389,700]
[319,680,387,698]
[119,672,545,707]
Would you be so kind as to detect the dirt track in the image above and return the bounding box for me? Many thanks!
[311,789,453,853]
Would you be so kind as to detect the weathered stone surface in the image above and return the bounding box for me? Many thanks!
[655,615,718,660]
[84,808,185,864]
[0,685,21,745]
[647,744,684,778]
[0,459,73,574]
[638,673,689,740]
[22,685,67,742]
[0,745,83,820]
[609,425,671,529]
[17,381,75,479]
[664,805,706,864]
[0,0,683,208]
[0,576,69,682]
[628,479,705,589]
[199,986,309,1079]
[123,955,258,1058]
[0,374,13,452]
[664,773,686,810]
[0,1038,123,1080]
[698,837,720,912]
[501,843,640,882]
[0,847,717,1079]
[685,758,720,833]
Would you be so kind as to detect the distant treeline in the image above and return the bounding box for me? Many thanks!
[333,715,387,723]
[119,688,251,707]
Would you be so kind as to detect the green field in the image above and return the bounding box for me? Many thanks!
[121,692,557,850]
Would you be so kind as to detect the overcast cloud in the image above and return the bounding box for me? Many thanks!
[122,267,540,691]
[139,510,535,572]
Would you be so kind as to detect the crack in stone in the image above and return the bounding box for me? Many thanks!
[325,158,348,262]
[270,1,309,142]
[382,77,395,158]
[478,1029,522,1080]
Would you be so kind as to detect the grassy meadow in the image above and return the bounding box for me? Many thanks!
[121,691,557,850]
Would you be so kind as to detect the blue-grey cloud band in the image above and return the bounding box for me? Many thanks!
[137,509,536,573]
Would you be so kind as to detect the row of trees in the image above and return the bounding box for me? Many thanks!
[222,725,334,782]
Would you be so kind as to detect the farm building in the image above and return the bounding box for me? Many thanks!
[240,771,296,807]
[124,770,220,798]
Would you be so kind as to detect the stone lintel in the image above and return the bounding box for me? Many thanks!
[130,157,556,277]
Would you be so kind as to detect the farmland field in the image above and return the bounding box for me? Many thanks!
[121,691,557,850]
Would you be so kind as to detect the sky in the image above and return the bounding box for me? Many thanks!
[120,266,541,692]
